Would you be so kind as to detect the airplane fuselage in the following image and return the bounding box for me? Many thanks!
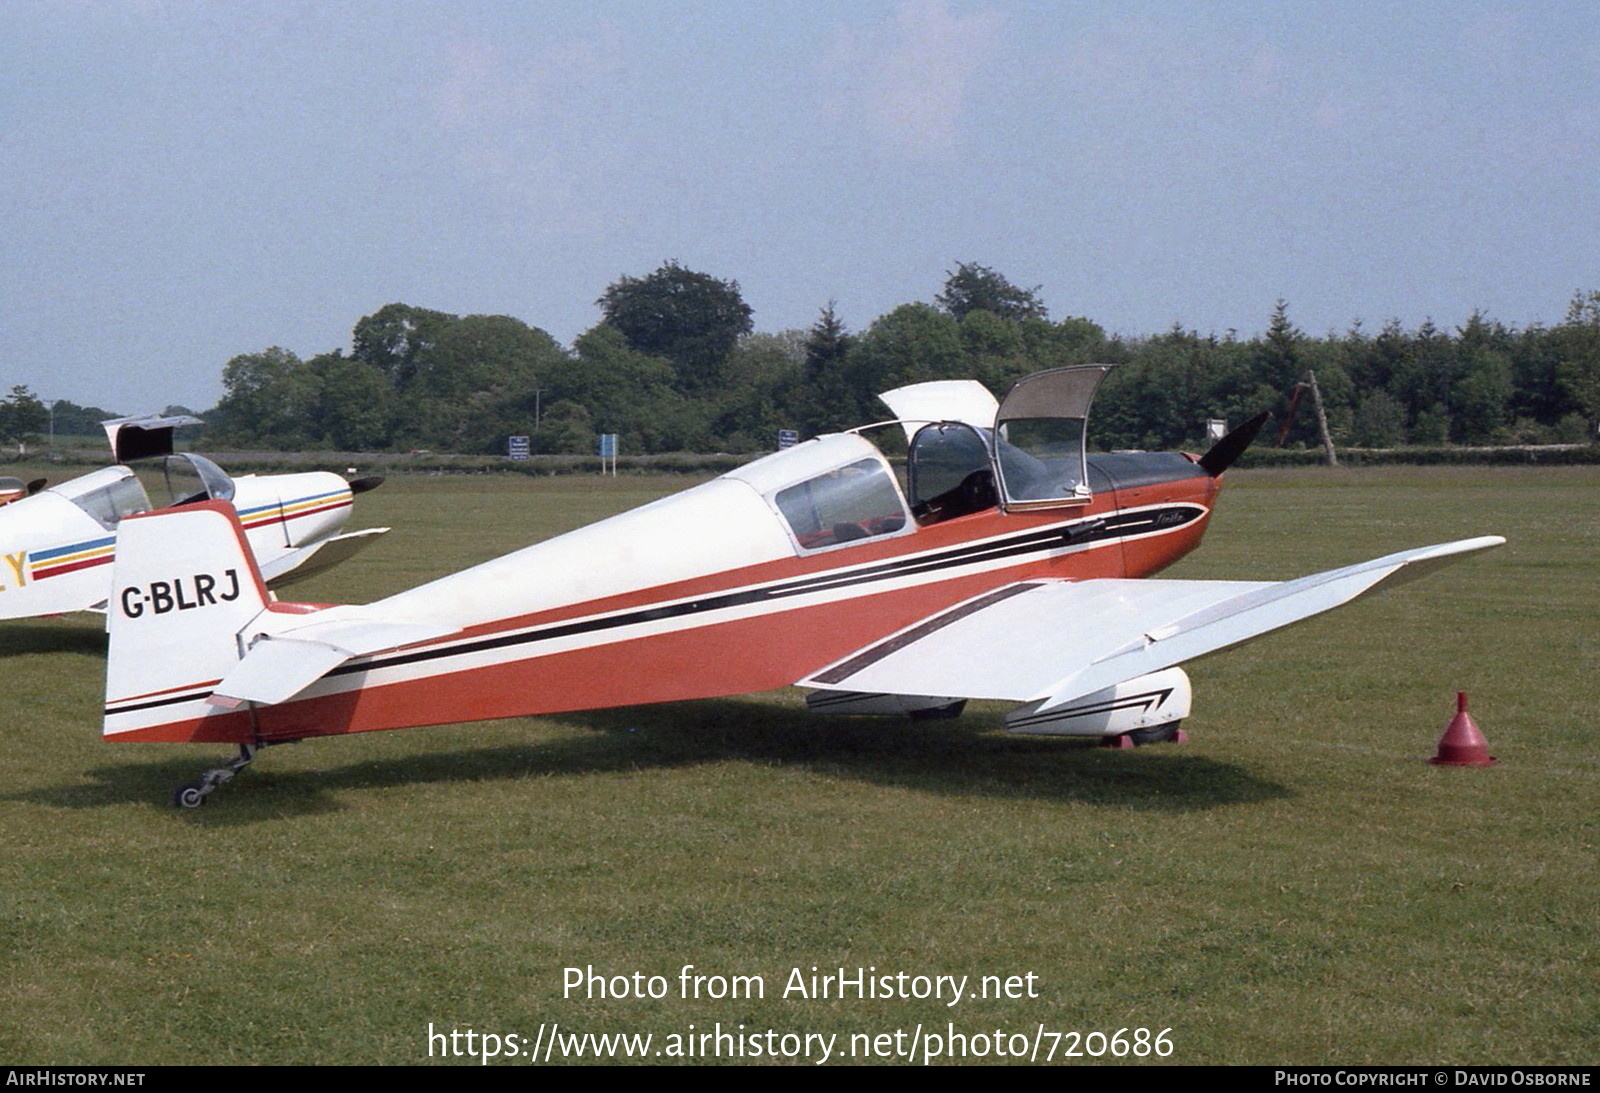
[105,439,1220,744]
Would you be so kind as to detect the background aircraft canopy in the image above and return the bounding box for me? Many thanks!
[155,452,235,507]
[101,413,203,463]
[50,467,151,529]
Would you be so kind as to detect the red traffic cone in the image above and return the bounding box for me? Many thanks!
[1429,692,1497,767]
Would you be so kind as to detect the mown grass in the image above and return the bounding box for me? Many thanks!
[0,467,1594,1065]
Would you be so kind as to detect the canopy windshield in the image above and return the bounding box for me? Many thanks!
[728,433,913,554]
[162,453,235,507]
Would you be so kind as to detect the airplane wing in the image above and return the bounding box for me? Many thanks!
[256,527,391,588]
[799,537,1505,713]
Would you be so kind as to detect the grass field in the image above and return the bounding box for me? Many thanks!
[0,466,1594,1065]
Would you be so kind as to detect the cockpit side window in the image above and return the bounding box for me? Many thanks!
[907,423,996,524]
[71,475,152,530]
[774,457,909,552]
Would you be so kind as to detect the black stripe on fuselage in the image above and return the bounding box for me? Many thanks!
[323,504,1205,680]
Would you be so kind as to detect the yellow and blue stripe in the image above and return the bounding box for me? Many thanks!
[31,535,117,580]
[236,488,352,531]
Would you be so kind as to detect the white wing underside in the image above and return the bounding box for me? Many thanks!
[255,527,390,588]
[800,537,1504,712]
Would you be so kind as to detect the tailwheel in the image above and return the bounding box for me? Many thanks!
[170,744,260,809]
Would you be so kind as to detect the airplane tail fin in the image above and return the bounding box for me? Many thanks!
[103,501,270,742]
[104,500,460,743]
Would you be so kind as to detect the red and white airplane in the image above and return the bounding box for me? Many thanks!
[0,414,386,620]
[97,368,1502,806]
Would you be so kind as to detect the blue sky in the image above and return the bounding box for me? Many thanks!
[4,1,1597,413]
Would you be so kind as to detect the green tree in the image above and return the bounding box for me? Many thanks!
[345,305,570,452]
[1020,315,1108,368]
[351,303,455,390]
[1392,318,1461,427]
[535,398,594,455]
[1555,290,1600,435]
[1451,350,1513,444]
[566,324,702,453]
[209,347,321,448]
[713,331,804,451]
[43,399,125,440]
[852,302,965,396]
[796,302,861,434]
[0,385,49,448]
[597,261,754,395]
[936,262,1048,322]
[416,314,562,400]
[310,353,393,451]
[1412,403,1451,445]
[1508,323,1565,425]
[1350,390,1406,447]
[1257,299,1302,393]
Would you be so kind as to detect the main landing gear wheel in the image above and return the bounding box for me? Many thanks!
[171,744,260,809]
[1127,722,1183,745]
[908,700,967,721]
[1101,722,1187,749]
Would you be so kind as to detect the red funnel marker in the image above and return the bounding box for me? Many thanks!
[1430,692,1497,767]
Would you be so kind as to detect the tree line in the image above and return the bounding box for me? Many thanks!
[35,263,1600,456]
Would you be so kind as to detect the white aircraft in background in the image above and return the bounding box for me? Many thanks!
[0,413,386,620]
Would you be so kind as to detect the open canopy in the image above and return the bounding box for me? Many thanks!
[101,413,203,463]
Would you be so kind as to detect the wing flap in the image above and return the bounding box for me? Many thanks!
[799,536,1504,710]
